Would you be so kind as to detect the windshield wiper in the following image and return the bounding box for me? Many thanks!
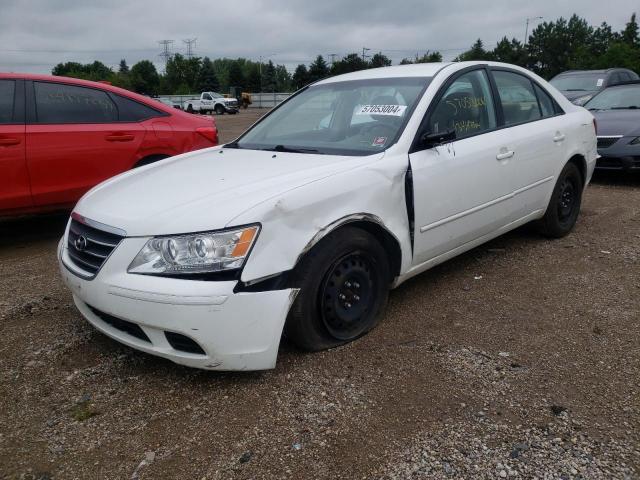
[612,106,638,109]
[223,142,240,149]
[263,145,321,154]
[565,89,587,91]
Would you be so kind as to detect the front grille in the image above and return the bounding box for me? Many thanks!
[165,332,206,355]
[226,100,238,107]
[87,305,151,343]
[597,136,622,149]
[66,219,123,277]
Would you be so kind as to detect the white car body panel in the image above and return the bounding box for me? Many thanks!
[59,62,598,370]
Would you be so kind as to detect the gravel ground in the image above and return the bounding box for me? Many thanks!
[0,110,638,479]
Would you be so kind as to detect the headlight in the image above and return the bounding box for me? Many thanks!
[572,94,593,106]
[128,225,259,275]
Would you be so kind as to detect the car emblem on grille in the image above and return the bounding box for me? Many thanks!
[74,235,88,252]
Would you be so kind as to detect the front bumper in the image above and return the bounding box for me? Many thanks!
[58,235,296,371]
[596,138,640,171]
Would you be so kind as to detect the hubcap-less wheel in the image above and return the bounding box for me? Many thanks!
[319,253,376,340]
[557,178,576,223]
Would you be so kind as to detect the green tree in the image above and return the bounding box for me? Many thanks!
[228,61,245,92]
[308,55,330,82]
[622,13,639,46]
[118,59,129,74]
[455,39,492,61]
[275,64,292,91]
[292,64,309,89]
[261,60,277,91]
[129,60,159,94]
[245,63,262,92]
[197,57,219,92]
[369,52,392,68]
[491,37,526,65]
[331,53,368,75]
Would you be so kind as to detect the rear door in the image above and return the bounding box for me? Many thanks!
[25,80,147,207]
[0,79,31,211]
[490,69,567,217]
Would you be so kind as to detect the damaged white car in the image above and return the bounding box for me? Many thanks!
[59,61,598,370]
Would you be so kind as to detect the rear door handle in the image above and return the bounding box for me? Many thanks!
[0,137,20,146]
[553,133,566,142]
[105,133,135,142]
[496,150,514,160]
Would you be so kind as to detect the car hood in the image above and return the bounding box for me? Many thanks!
[74,147,382,236]
[561,90,598,101]
[592,109,640,137]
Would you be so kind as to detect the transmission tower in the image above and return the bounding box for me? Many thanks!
[158,39,174,72]
[362,47,370,62]
[328,53,337,65]
[183,38,197,58]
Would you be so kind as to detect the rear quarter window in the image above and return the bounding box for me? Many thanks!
[111,94,166,122]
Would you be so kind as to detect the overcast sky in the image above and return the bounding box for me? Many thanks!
[0,0,637,74]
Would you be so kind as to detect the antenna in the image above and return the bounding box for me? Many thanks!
[183,38,197,58]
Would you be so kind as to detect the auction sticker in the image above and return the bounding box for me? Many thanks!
[372,136,387,147]
[356,104,407,116]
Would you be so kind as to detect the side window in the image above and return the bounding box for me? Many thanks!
[533,84,556,118]
[111,94,164,122]
[493,71,541,125]
[34,82,117,123]
[202,93,212,100]
[427,69,497,139]
[0,80,16,124]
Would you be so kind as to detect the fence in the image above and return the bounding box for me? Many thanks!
[157,92,292,109]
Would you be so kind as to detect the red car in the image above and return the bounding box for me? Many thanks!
[0,73,218,216]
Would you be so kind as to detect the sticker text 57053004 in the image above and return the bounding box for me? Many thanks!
[355,104,407,116]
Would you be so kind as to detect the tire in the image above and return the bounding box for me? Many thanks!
[214,104,225,115]
[133,154,169,168]
[186,104,194,113]
[538,162,583,238]
[284,226,391,351]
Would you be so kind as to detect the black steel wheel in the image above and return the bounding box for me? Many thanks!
[285,226,390,351]
[215,104,225,115]
[538,162,583,238]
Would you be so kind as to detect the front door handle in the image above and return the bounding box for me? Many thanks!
[0,137,20,146]
[105,133,135,142]
[496,150,514,160]
[553,133,566,142]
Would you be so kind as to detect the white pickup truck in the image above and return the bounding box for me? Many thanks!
[183,92,239,115]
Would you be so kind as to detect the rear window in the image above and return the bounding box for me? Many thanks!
[110,93,165,122]
[0,80,16,124]
[34,81,117,123]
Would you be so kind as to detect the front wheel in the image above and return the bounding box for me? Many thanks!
[214,104,225,115]
[284,227,390,351]
[538,162,583,238]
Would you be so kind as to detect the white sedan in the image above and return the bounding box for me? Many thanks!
[58,61,597,370]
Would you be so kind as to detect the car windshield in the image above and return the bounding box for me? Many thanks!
[211,92,223,98]
[233,77,430,156]
[585,85,640,110]
[550,73,604,91]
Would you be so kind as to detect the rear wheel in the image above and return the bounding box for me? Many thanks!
[538,162,583,238]
[214,104,225,115]
[285,227,390,351]
[186,104,194,113]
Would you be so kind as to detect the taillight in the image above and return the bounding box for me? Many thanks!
[593,117,597,135]
[196,126,218,144]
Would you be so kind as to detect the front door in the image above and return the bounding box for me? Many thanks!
[409,68,517,265]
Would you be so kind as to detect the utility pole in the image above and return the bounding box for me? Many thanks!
[362,47,370,62]
[183,38,197,58]
[524,17,543,46]
[158,39,174,73]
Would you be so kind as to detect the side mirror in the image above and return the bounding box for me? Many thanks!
[420,129,456,148]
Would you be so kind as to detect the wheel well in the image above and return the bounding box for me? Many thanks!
[133,154,170,168]
[330,221,402,280]
[567,154,587,187]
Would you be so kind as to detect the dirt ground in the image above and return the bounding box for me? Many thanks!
[0,109,638,479]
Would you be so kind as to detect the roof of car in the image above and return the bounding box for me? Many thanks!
[557,68,634,75]
[0,72,175,113]
[316,62,455,84]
